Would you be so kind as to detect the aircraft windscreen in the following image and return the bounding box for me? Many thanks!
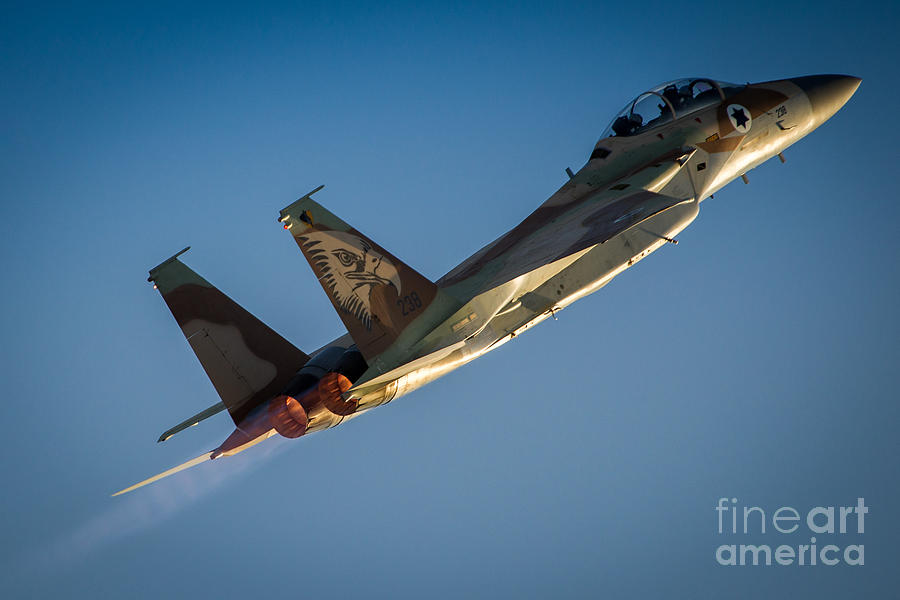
[602,78,744,138]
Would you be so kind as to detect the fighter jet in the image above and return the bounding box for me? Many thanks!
[114,74,860,495]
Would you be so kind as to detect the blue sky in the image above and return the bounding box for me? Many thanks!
[2,1,898,597]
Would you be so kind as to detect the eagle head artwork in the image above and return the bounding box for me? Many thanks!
[296,230,401,330]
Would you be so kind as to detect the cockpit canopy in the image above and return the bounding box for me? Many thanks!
[602,78,745,138]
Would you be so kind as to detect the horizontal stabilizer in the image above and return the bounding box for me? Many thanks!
[158,402,227,442]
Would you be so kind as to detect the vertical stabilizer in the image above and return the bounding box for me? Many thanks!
[279,189,456,362]
[148,249,309,424]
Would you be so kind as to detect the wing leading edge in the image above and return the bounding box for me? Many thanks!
[112,451,213,496]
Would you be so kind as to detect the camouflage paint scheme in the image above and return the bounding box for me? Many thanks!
[148,251,309,433]
[114,74,860,496]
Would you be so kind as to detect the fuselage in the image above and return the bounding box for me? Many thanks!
[246,75,861,438]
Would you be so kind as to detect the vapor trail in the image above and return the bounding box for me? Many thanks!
[11,435,292,576]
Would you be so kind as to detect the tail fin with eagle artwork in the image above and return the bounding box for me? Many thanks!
[278,187,448,361]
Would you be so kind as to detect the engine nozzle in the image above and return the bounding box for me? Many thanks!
[268,394,309,438]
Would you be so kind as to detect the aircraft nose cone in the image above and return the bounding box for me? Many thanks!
[793,74,861,123]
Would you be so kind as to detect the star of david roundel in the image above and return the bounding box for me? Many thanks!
[726,104,752,132]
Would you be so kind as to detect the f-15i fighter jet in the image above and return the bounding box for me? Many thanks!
[114,74,860,495]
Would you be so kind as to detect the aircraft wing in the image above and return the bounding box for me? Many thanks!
[442,188,691,292]
[525,188,689,262]
[438,150,695,291]
[112,451,214,496]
